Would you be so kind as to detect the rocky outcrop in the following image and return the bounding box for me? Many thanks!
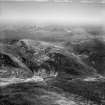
[14,39,97,79]
[0,38,99,80]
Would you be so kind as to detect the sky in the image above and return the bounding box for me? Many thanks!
[0,0,105,25]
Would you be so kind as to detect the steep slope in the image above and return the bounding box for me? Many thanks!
[0,43,32,79]
[14,39,97,79]
[72,38,105,75]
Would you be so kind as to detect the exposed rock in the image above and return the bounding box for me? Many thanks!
[15,39,97,79]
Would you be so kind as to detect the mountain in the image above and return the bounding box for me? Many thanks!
[15,39,97,78]
[0,38,105,105]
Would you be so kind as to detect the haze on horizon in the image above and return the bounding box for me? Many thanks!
[0,1,105,26]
